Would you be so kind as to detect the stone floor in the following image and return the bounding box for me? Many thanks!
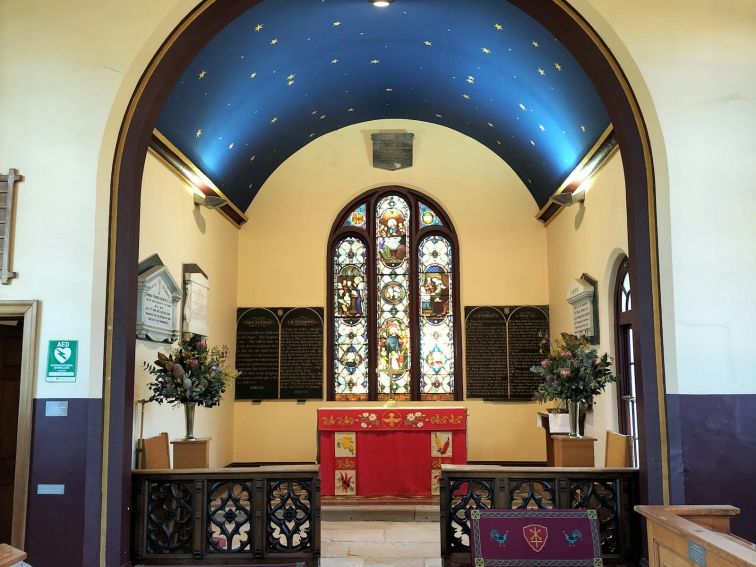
[320,519,442,567]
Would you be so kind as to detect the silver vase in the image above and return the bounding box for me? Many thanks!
[567,400,581,438]
[184,402,196,440]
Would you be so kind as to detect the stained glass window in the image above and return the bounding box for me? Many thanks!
[333,236,369,400]
[418,235,454,399]
[328,190,459,401]
[376,195,411,399]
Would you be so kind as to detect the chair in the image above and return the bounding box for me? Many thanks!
[142,432,170,469]
[605,431,632,467]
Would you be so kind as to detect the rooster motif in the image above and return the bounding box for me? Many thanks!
[489,529,509,546]
[562,529,583,546]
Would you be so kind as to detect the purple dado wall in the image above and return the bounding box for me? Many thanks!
[25,398,103,567]
[667,394,756,542]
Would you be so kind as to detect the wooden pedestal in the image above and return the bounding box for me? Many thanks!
[171,438,210,469]
[551,435,596,467]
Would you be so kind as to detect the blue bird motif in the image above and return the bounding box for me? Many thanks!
[562,529,583,546]
[489,529,509,546]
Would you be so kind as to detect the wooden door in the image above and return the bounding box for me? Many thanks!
[0,319,23,544]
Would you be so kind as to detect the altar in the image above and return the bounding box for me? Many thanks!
[318,407,467,497]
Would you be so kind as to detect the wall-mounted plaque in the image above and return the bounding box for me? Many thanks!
[235,307,324,400]
[567,274,598,344]
[371,132,414,171]
[183,266,209,337]
[465,305,549,400]
[136,256,182,343]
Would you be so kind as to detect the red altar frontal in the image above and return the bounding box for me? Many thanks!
[318,407,467,497]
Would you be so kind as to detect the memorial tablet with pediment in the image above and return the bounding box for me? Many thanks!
[136,263,182,343]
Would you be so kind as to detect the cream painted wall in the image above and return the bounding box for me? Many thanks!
[135,152,239,467]
[0,0,188,398]
[572,0,756,394]
[234,119,552,464]
[545,152,629,464]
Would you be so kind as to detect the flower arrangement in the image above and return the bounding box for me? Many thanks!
[144,333,239,408]
[530,333,618,405]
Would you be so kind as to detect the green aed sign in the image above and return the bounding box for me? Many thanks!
[46,340,78,382]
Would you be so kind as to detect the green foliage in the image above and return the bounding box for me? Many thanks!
[144,334,239,408]
[530,332,618,405]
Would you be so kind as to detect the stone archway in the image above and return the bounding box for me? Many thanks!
[103,1,668,564]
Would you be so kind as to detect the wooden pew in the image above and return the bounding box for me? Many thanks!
[636,505,756,567]
[0,544,26,567]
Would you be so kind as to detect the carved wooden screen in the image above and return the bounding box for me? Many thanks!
[327,187,461,401]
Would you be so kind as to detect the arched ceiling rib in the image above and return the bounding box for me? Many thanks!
[156,0,610,212]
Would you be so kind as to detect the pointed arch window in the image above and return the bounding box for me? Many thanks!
[328,187,462,401]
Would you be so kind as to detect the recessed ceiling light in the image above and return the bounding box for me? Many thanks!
[371,0,393,7]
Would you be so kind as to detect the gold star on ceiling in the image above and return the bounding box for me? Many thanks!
[250,72,257,79]
[311,110,318,115]
[467,75,475,84]
[195,129,202,138]
[424,40,432,46]
[198,70,207,79]
[309,133,316,138]
[481,47,491,54]
[496,140,502,145]
[462,94,470,99]
[532,41,540,47]
[254,24,263,32]
[287,80,295,86]
[250,155,256,161]
[554,62,562,71]
[228,143,234,150]
[539,124,545,131]
[580,125,587,132]
[270,38,278,45]
[320,114,327,119]
[487,122,494,128]
[530,140,535,146]
[333,21,341,27]
[435,113,443,118]
[371,59,380,64]
[287,74,295,80]
[331,59,339,64]
[270,116,278,124]
[495,23,503,30]
[519,103,527,110]
[538,68,546,76]
[385,88,393,92]
[348,108,355,112]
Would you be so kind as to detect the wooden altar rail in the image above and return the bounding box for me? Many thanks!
[131,465,320,565]
[636,505,756,567]
[439,465,640,566]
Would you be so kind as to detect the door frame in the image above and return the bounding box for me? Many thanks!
[0,300,38,549]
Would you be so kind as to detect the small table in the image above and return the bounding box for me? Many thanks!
[551,435,596,467]
[171,437,210,469]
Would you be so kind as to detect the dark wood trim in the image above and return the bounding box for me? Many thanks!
[325,186,462,402]
[614,256,633,436]
[106,0,668,562]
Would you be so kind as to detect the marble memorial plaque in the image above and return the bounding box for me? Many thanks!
[183,270,209,336]
[567,277,596,339]
[136,264,182,343]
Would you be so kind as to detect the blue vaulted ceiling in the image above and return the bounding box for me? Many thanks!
[156,0,610,212]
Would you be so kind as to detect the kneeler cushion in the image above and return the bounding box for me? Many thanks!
[469,508,603,566]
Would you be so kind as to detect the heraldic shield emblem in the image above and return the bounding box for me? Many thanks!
[522,524,548,552]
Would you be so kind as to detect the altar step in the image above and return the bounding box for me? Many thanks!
[321,495,439,522]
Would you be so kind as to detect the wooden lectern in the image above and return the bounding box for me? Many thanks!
[551,435,596,467]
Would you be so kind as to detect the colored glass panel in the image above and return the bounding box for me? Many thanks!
[376,195,411,398]
[343,203,367,229]
[419,202,443,228]
[333,237,368,399]
[418,235,454,398]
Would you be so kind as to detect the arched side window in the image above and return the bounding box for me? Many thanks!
[614,256,639,466]
[327,187,462,401]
